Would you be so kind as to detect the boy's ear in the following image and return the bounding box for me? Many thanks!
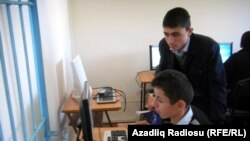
[188,27,193,36]
[177,100,186,109]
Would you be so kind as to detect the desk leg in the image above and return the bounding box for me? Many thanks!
[143,84,147,110]
[104,111,112,127]
[140,83,144,110]
[66,113,78,133]
[140,83,148,110]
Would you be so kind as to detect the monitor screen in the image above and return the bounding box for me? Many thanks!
[219,42,233,63]
[80,81,94,141]
[149,42,233,69]
[71,55,88,101]
[149,45,160,70]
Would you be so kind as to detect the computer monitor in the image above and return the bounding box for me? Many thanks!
[149,45,160,70]
[149,42,233,69]
[80,81,94,141]
[71,55,88,101]
[219,42,233,63]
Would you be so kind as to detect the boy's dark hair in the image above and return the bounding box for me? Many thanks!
[163,7,191,29]
[152,69,194,105]
[240,31,250,49]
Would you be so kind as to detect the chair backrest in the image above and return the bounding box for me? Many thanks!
[231,78,250,112]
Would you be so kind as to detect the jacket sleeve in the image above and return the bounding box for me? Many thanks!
[207,43,227,124]
[156,38,168,75]
[224,55,237,89]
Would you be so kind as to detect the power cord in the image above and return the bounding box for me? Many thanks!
[113,88,127,112]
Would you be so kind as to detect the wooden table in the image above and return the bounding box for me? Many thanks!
[78,128,100,141]
[136,70,155,110]
[62,89,122,133]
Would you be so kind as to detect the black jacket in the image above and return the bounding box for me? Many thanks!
[190,105,212,125]
[156,33,227,124]
[224,48,250,107]
[162,105,212,125]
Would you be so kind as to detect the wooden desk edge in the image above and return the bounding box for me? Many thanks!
[62,90,122,113]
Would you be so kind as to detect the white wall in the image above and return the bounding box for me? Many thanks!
[70,0,250,122]
[37,0,74,140]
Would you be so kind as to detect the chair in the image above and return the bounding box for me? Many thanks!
[226,78,250,125]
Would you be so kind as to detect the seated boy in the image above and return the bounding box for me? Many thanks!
[120,70,211,126]
[150,69,211,125]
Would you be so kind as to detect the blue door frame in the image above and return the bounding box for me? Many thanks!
[0,0,51,140]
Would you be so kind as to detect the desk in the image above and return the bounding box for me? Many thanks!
[79,128,100,141]
[62,89,122,133]
[136,70,155,110]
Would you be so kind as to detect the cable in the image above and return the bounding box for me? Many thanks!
[114,88,127,112]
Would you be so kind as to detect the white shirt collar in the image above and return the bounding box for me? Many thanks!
[171,37,190,57]
[176,106,193,125]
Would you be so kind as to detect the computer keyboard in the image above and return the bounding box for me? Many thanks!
[111,130,126,135]
[104,130,127,141]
